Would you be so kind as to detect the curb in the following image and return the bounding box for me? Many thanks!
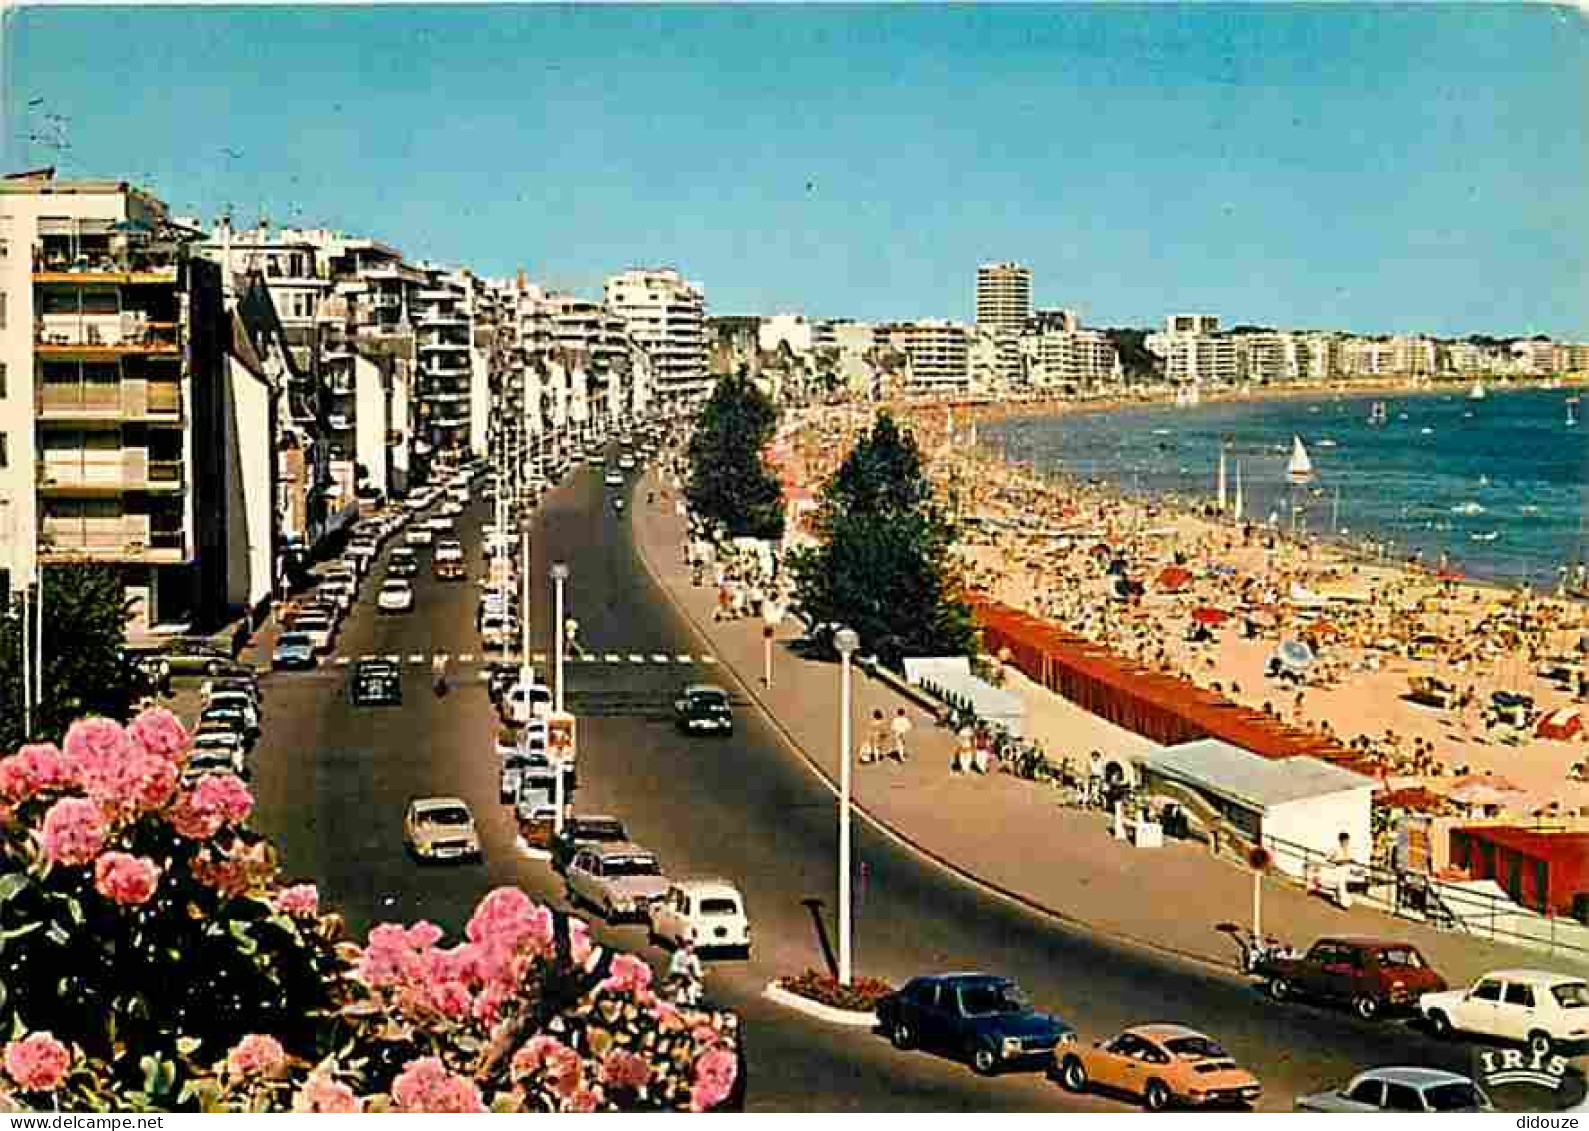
[762,982,879,1028]
[628,479,1240,981]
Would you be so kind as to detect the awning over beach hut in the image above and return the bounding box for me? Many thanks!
[1537,708,1584,742]
[1192,607,1230,626]
[1157,566,1193,593]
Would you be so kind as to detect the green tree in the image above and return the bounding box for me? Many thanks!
[0,563,135,749]
[789,413,976,668]
[685,371,785,540]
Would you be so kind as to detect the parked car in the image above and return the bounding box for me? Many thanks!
[1056,1024,1259,1109]
[435,539,465,564]
[318,576,358,612]
[1296,1067,1492,1112]
[377,579,415,614]
[433,558,467,581]
[675,684,733,735]
[648,879,751,957]
[271,632,318,670]
[403,797,482,863]
[1257,936,1447,1020]
[501,680,552,724]
[1420,970,1589,1057]
[877,973,1075,1077]
[405,525,434,546]
[346,542,379,574]
[565,842,670,922]
[350,660,403,707]
[290,612,337,652]
[199,700,258,742]
[604,470,623,487]
[140,638,245,678]
[183,743,246,783]
[201,676,260,709]
[550,814,629,873]
[426,515,455,533]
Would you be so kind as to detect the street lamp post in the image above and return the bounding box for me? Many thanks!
[519,529,533,695]
[833,627,859,987]
[762,599,785,688]
[551,562,570,714]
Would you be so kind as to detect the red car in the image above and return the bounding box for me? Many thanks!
[1257,936,1447,1020]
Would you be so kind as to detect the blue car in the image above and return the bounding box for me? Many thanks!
[271,632,318,671]
[876,973,1075,1076]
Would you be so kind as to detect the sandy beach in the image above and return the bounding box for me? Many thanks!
[778,392,1589,821]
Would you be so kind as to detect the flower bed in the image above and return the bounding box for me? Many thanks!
[776,970,894,1014]
[0,711,741,1113]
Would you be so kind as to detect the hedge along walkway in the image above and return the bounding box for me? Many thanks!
[632,472,1580,987]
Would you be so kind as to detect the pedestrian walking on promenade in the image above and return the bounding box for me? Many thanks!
[565,616,583,658]
[890,708,913,762]
[861,709,886,765]
[953,724,974,774]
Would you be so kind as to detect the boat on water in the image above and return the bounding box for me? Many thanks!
[1368,401,1388,425]
[1569,396,1580,428]
[1317,437,1338,448]
[1420,426,1435,435]
[1469,380,1487,401]
[1286,435,1315,485]
[1470,531,1500,543]
[1452,501,1486,516]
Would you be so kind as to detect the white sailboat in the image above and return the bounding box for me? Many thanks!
[1469,380,1487,401]
[1216,448,1228,512]
[1368,401,1388,426]
[1286,435,1315,485]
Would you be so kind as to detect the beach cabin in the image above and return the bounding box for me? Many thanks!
[1448,826,1589,918]
[1132,739,1374,877]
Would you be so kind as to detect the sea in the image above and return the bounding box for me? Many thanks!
[980,388,1589,590]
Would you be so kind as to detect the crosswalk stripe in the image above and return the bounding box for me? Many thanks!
[360,654,374,661]
[700,654,717,664]
[651,653,670,664]
[604,653,621,663]
[581,655,598,663]
[458,653,474,662]
[676,653,692,664]
[477,671,492,682]
[335,656,351,666]
[409,653,424,663]
[385,654,400,663]
[628,653,645,664]
[533,652,547,663]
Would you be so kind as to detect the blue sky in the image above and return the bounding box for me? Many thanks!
[5,4,1586,337]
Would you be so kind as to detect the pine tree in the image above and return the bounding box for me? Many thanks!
[685,372,785,540]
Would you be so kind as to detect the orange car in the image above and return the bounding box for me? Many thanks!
[1055,1024,1261,1110]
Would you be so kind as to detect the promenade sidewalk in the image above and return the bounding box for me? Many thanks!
[633,475,1584,985]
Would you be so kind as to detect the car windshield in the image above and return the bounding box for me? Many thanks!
[689,692,728,709]
[960,983,1028,1016]
[279,633,312,648]
[421,807,471,826]
[1376,947,1425,969]
[700,898,740,916]
[578,823,624,841]
[1553,982,1589,1008]
[605,856,661,877]
[1424,1082,1487,1112]
[1164,1036,1227,1060]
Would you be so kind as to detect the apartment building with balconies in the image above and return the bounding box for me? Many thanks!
[901,320,971,392]
[604,268,707,406]
[0,174,235,637]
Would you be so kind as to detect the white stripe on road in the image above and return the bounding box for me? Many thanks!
[651,654,670,664]
[409,654,425,663]
[532,652,547,663]
[458,653,474,662]
[628,654,645,664]
[700,654,717,664]
[604,653,622,663]
[385,654,401,663]
[581,655,598,663]
[360,654,374,661]
[335,656,351,666]
[676,653,692,664]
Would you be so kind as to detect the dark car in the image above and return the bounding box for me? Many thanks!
[433,558,467,581]
[350,660,403,707]
[674,684,734,735]
[1257,936,1447,1020]
[198,703,258,743]
[876,973,1075,1076]
[138,638,249,679]
[485,662,521,706]
[551,815,630,873]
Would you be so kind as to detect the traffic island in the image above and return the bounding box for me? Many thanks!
[764,970,893,1028]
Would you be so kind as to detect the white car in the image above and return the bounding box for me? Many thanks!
[186,733,247,779]
[403,797,482,863]
[377,579,415,613]
[426,515,455,533]
[435,539,464,564]
[405,525,434,546]
[440,500,464,518]
[1421,970,1589,1057]
[648,879,751,957]
[318,577,357,612]
[618,454,636,471]
[1296,1067,1492,1112]
[565,842,670,922]
[502,680,552,724]
[604,471,623,487]
[291,613,336,652]
[480,612,519,652]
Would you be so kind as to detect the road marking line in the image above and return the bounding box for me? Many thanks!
[335,656,351,666]
[458,652,474,662]
[478,671,492,682]
[409,653,425,663]
[628,653,645,664]
[360,653,374,661]
[676,653,692,663]
[532,652,546,662]
[700,654,717,664]
[604,653,622,663]
[385,654,400,663]
[432,653,448,662]
[652,653,670,663]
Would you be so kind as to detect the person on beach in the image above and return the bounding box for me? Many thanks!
[890,708,913,762]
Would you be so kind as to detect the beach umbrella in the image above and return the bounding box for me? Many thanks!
[1090,542,1113,561]
[1192,607,1231,626]
[1157,566,1193,593]
[1536,708,1583,742]
[1277,640,1315,671]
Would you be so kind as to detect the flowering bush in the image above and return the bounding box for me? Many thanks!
[778,969,895,1013]
[0,712,742,1112]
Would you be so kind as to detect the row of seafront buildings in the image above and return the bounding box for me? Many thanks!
[726,262,1589,401]
[0,171,709,641]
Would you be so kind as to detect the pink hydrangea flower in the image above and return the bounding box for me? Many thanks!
[226,1033,287,1081]
[93,852,160,907]
[690,1046,738,1112]
[2,1032,71,1092]
[168,773,253,840]
[569,916,595,969]
[62,717,135,801]
[293,1072,362,1113]
[126,707,190,763]
[563,1085,603,1113]
[390,1057,486,1113]
[600,953,653,995]
[273,883,320,918]
[126,754,178,813]
[38,797,108,867]
[599,1049,652,1091]
[0,743,69,803]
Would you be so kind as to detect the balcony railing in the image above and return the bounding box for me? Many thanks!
[37,455,185,491]
[37,380,183,421]
[36,318,181,353]
[34,247,180,281]
[38,527,186,563]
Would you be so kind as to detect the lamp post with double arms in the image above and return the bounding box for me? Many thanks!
[834,626,859,986]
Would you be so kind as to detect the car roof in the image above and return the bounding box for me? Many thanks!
[571,814,623,827]
[920,973,1007,987]
[1127,1023,1210,1043]
[1477,969,1586,984]
[1315,936,1416,950]
[1353,1067,1476,1088]
[587,841,657,859]
[669,878,742,897]
[683,683,729,696]
[412,796,471,813]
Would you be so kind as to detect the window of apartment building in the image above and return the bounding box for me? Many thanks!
[0,292,6,329]
[0,432,8,468]
[0,361,6,400]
